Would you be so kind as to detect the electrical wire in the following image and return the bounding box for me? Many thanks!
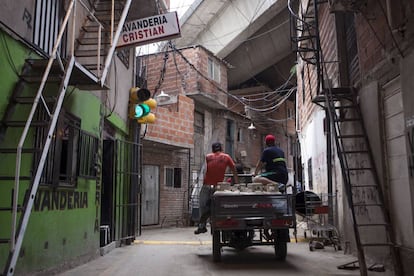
[170,41,187,92]
[1,31,21,76]
[104,57,118,119]
[168,42,242,103]
[167,41,297,123]
[153,45,170,96]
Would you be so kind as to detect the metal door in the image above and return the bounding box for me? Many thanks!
[142,165,159,225]
[383,77,412,243]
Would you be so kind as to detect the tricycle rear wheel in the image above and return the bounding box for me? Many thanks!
[274,241,287,260]
[212,230,221,262]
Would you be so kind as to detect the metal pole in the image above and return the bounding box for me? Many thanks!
[326,110,334,225]
[135,122,142,236]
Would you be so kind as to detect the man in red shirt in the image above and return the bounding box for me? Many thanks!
[194,142,239,234]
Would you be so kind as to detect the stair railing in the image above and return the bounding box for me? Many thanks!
[77,0,103,75]
[100,0,132,86]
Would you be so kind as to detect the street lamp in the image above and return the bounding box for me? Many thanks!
[248,122,256,130]
[156,90,171,103]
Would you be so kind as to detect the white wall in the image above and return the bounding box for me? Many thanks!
[298,108,328,194]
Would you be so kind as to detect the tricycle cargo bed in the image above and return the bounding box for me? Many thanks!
[211,191,294,230]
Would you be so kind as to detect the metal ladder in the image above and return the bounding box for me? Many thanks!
[324,87,403,276]
[1,1,132,275]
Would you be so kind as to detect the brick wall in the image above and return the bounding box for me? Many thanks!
[297,3,339,130]
[142,46,231,148]
[142,147,189,227]
[144,94,194,147]
[354,1,391,75]
[141,45,232,226]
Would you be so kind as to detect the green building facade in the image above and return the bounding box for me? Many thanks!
[0,1,142,274]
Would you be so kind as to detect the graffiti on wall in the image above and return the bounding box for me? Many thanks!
[18,189,88,211]
[345,140,375,221]
[22,8,32,29]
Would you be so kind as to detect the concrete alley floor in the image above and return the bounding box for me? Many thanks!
[57,226,393,276]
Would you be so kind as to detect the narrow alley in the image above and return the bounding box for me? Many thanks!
[1,0,414,275]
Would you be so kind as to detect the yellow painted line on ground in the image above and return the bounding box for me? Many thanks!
[134,238,308,245]
[134,240,212,245]
[292,237,309,243]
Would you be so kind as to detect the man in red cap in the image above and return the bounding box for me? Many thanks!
[253,134,288,189]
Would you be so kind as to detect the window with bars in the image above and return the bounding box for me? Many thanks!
[78,130,99,178]
[38,111,98,187]
[165,167,182,188]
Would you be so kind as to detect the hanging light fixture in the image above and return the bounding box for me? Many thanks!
[248,122,256,130]
[156,90,171,103]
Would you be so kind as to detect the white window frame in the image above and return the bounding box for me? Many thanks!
[164,167,182,188]
[208,57,221,83]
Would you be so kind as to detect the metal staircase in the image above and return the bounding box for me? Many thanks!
[290,0,403,275]
[0,1,132,275]
[289,0,324,93]
[322,88,402,275]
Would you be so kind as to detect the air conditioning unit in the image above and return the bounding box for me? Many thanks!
[328,0,367,13]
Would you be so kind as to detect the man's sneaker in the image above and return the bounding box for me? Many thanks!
[194,227,207,234]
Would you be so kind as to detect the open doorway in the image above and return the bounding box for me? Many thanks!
[101,139,115,247]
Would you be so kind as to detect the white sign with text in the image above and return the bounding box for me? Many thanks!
[117,12,181,48]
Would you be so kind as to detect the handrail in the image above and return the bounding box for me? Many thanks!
[78,0,104,76]
[100,0,132,86]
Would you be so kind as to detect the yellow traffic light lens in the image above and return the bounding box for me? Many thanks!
[144,98,157,109]
[137,113,156,124]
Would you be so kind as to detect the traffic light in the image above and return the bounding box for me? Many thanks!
[129,87,157,124]
[138,98,157,123]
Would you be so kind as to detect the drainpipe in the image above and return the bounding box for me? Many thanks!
[135,122,142,236]
[187,148,191,224]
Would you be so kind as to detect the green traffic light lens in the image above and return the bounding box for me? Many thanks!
[134,104,150,118]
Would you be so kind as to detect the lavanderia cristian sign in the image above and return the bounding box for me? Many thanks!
[117,11,181,48]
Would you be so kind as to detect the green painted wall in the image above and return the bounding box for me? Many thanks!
[0,29,130,274]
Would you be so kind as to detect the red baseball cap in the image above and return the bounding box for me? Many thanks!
[265,134,276,145]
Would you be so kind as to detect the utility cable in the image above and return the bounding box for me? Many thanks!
[168,41,297,126]
[153,45,170,96]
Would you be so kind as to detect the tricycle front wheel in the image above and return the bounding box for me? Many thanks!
[212,230,221,262]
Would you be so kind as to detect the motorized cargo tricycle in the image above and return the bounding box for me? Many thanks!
[210,174,295,262]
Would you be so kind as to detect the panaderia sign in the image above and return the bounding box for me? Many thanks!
[117,11,181,48]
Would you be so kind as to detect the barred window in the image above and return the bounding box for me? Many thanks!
[165,167,182,188]
[78,130,98,178]
[38,111,98,187]
[39,111,80,187]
